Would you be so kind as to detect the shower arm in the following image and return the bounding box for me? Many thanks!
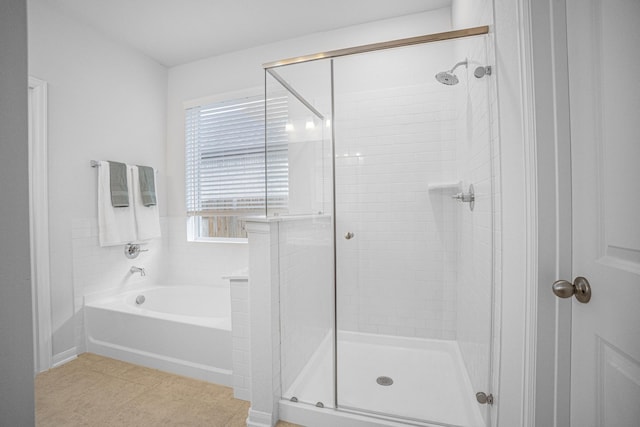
[449,60,468,73]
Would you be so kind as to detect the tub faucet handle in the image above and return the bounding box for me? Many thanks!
[130,266,146,276]
[124,243,149,259]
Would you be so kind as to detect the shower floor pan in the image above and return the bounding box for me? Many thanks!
[282,331,484,427]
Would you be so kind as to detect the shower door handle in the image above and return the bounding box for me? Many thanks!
[344,232,355,240]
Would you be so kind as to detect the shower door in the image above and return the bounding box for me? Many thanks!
[333,36,495,427]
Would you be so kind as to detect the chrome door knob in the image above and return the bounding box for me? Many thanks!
[344,232,354,240]
[552,276,592,303]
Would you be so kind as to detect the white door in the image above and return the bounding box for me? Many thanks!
[565,0,640,426]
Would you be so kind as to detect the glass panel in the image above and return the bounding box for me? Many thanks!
[266,61,332,217]
[266,61,336,408]
[333,35,493,426]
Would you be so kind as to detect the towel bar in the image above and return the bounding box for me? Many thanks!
[90,160,158,173]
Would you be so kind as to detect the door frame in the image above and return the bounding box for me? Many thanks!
[493,0,571,426]
[527,1,573,425]
[28,76,52,373]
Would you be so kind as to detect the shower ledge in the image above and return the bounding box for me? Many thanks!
[222,268,248,281]
[427,181,462,192]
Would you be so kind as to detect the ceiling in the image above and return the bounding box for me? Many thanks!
[41,0,451,67]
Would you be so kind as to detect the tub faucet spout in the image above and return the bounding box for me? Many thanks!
[130,266,146,276]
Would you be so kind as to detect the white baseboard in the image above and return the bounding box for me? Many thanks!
[247,408,274,427]
[52,347,78,368]
[87,337,233,386]
[234,388,251,401]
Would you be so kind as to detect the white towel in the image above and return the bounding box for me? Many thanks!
[98,161,136,246]
[132,165,161,240]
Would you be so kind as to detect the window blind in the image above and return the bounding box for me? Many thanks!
[185,94,288,234]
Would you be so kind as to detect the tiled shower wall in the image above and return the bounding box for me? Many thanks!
[334,81,460,340]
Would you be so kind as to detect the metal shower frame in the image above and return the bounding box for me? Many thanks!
[262,26,489,69]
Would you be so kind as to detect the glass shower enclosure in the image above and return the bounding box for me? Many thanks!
[265,28,495,427]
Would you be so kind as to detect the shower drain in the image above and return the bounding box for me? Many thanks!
[376,376,394,386]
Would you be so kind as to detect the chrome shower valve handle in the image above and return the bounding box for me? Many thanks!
[452,192,474,203]
[124,243,149,259]
[452,184,475,211]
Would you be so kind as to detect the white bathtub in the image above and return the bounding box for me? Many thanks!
[85,285,232,386]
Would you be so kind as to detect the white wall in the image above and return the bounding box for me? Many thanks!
[28,0,167,360]
[163,217,249,287]
[452,0,494,30]
[0,0,34,423]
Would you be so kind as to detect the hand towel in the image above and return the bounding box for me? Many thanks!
[98,161,136,246]
[132,165,161,240]
[137,165,157,206]
[108,161,129,207]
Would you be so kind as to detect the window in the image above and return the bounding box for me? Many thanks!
[185,93,288,240]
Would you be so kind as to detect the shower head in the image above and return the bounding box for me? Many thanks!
[435,60,468,86]
[435,71,459,85]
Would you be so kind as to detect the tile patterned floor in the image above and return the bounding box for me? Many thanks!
[35,353,301,427]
